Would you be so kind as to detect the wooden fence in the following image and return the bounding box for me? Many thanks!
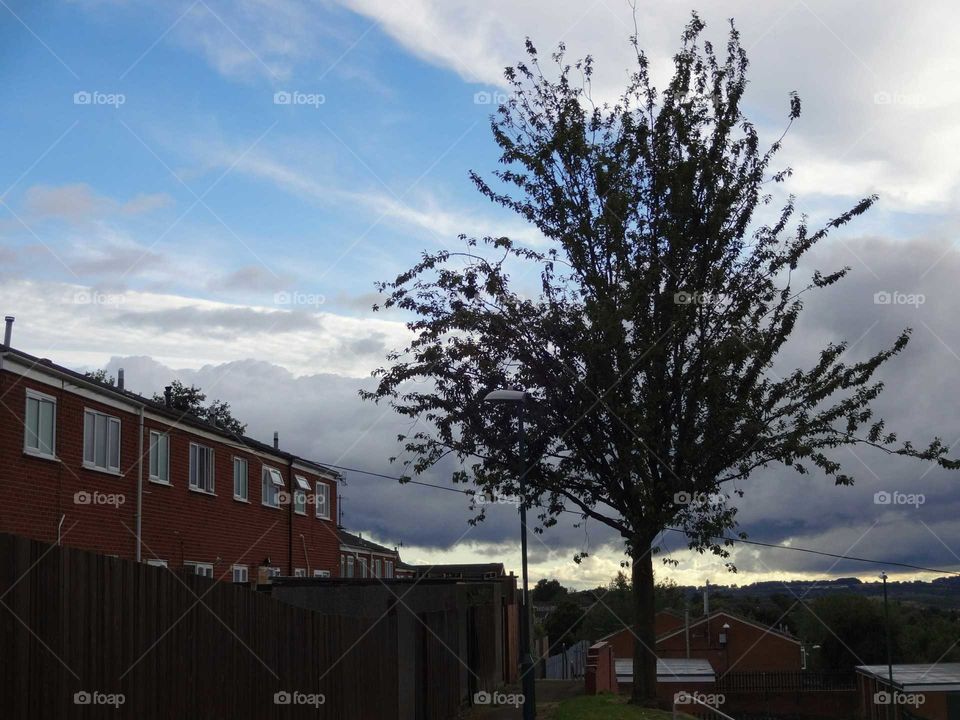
[0,533,400,718]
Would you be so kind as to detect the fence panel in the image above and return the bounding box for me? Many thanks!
[0,534,401,719]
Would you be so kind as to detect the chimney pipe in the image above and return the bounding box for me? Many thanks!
[117,368,125,390]
[273,431,279,449]
[3,316,13,347]
[164,385,172,407]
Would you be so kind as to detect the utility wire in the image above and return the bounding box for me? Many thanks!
[322,462,960,578]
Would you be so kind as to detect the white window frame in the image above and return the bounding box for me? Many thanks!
[346,556,354,578]
[294,475,310,515]
[265,566,281,578]
[340,554,345,577]
[185,561,214,578]
[189,442,215,493]
[233,456,248,501]
[232,565,248,583]
[374,558,382,578]
[294,568,306,577]
[359,557,368,578]
[262,465,285,508]
[315,481,331,520]
[385,560,394,579]
[313,570,330,578]
[83,408,121,473]
[148,431,170,484]
[24,389,57,459]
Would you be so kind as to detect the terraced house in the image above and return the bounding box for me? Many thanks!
[0,317,342,581]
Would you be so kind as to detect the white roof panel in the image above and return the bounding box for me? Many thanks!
[615,657,715,683]
[856,663,960,690]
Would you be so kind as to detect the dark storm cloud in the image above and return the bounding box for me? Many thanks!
[100,236,960,576]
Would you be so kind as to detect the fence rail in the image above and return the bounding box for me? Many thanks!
[715,671,856,693]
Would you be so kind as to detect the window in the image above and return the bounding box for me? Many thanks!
[186,562,213,578]
[359,558,368,578]
[149,432,170,483]
[233,457,248,501]
[315,481,330,519]
[373,559,382,578]
[385,561,394,579]
[232,565,248,583]
[262,466,284,508]
[294,475,309,515]
[189,443,215,493]
[24,390,56,458]
[346,556,354,578]
[83,409,120,472]
[340,554,345,577]
[313,570,330,578]
[294,568,306,577]
[265,567,281,578]
[146,559,167,567]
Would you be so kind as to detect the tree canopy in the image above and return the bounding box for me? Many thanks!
[363,13,958,703]
[152,380,246,435]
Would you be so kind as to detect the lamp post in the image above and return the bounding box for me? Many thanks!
[483,389,536,720]
[881,571,895,720]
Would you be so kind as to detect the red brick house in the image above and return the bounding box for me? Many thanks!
[0,326,342,581]
[601,609,802,678]
[338,529,413,579]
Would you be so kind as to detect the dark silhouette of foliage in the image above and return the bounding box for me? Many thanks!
[363,13,958,703]
[152,380,246,435]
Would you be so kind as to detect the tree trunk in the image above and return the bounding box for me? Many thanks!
[629,534,658,706]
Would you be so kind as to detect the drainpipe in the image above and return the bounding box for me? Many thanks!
[300,534,310,576]
[136,405,144,562]
[57,515,65,545]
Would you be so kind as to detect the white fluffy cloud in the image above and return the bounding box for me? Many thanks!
[338,0,960,215]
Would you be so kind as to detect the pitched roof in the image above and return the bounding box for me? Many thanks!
[0,343,339,478]
[656,610,800,644]
[338,530,397,555]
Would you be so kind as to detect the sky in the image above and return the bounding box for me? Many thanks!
[1,0,959,590]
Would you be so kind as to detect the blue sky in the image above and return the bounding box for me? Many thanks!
[2,0,960,588]
[1,0,528,312]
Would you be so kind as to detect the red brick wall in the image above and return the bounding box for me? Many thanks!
[603,612,802,674]
[0,365,340,579]
[657,613,802,673]
[338,548,401,578]
[604,611,694,659]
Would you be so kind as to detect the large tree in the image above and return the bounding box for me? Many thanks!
[152,380,246,435]
[363,15,957,704]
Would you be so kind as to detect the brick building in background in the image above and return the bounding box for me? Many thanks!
[0,317,342,581]
[338,529,414,579]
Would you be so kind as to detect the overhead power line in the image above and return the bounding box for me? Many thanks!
[322,461,960,578]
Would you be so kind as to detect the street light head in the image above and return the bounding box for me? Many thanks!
[880,571,888,581]
[483,389,529,404]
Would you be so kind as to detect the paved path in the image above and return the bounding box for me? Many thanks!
[465,679,582,719]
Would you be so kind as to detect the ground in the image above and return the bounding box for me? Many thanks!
[461,682,679,720]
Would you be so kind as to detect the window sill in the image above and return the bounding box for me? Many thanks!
[23,449,60,463]
[295,509,307,516]
[149,478,172,487]
[233,496,250,503]
[315,514,332,521]
[188,487,216,497]
[82,462,122,477]
[261,503,281,511]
